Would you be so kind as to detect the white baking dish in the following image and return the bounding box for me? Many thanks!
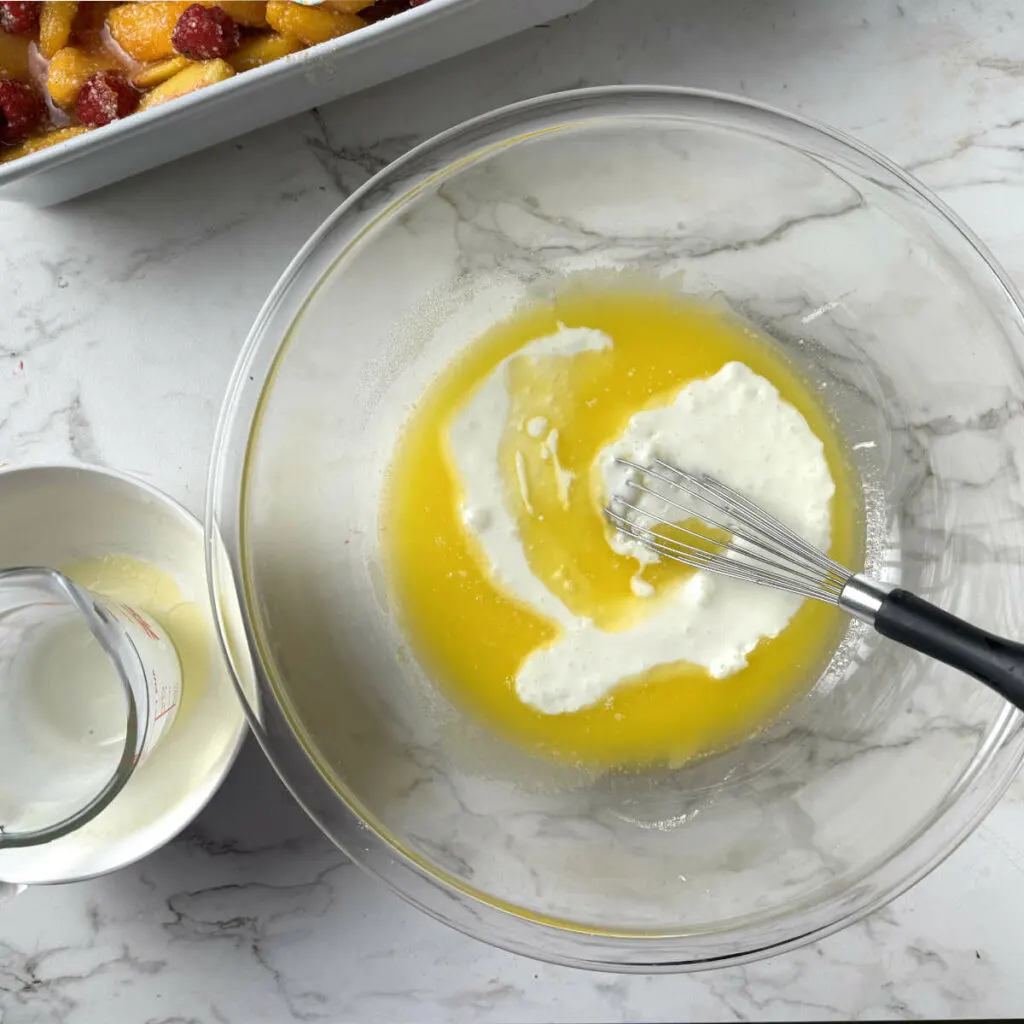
[0,0,594,206]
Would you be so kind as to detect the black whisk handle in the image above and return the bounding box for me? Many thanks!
[874,589,1024,712]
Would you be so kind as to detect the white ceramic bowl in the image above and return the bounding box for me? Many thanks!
[0,464,249,885]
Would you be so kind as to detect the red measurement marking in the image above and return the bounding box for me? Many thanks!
[121,603,160,641]
[153,703,178,722]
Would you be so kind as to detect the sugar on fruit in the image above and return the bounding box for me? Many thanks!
[76,70,138,128]
[0,1,40,36]
[172,3,241,60]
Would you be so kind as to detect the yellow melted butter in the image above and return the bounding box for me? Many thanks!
[383,289,862,768]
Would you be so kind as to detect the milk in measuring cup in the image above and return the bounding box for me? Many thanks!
[0,611,128,834]
[0,565,182,845]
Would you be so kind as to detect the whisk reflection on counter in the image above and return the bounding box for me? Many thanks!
[605,458,1024,712]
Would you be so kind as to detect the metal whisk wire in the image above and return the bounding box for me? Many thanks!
[605,459,851,604]
[604,457,1024,716]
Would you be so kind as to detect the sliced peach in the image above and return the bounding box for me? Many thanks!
[39,2,78,60]
[227,30,300,72]
[265,1,363,46]
[138,57,234,109]
[47,46,119,107]
[199,2,268,28]
[0,31,31,81]
[0,125,90,163]
[107,2,190,62]
[132,54,191,88]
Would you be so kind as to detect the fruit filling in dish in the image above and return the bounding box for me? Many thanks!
[0,0,432,163]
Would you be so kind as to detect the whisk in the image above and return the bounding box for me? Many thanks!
[605,458,1024,712]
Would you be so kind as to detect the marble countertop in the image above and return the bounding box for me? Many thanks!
[4,0,1024,1019]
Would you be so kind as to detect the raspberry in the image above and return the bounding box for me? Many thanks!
[172,4,240,60]
[0,79,42,145]
[0,1,40,35]
[75,71,138,127]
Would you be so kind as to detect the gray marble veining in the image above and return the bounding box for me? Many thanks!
[4,0,1024,1020]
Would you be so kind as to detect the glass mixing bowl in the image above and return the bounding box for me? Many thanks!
[207,87,1024,970]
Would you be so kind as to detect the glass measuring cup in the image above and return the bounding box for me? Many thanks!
[0,567,182,848]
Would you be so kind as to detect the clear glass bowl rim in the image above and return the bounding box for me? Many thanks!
[206,85,1024,972]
